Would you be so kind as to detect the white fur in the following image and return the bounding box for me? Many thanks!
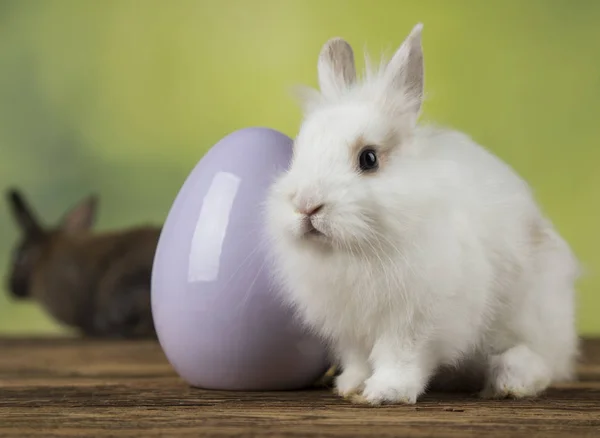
[264,23,580,405]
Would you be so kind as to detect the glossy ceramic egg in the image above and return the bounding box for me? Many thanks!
[151,127,330,391]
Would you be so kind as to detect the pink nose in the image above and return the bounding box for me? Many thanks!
[297,203,324,217]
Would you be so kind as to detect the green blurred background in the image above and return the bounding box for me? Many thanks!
[0,0,598,336]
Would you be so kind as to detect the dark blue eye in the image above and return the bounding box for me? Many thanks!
[358,148,378,172]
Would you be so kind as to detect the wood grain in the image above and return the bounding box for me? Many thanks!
[0,337,599,437]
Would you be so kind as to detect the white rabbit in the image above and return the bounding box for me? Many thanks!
[264,23,580,405]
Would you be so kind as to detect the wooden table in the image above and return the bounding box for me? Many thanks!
[0,338,599,437]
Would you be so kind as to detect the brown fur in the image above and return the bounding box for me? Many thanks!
[5,188,161,338]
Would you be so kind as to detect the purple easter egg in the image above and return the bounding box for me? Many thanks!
[151,127,330,391]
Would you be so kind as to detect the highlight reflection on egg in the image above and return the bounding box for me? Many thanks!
[151,127,330,391]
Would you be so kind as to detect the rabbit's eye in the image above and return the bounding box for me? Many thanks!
[358,148,378,172]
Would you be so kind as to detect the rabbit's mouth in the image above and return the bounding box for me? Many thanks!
[304,229,329,246]
[300,217,326,240]
[307,227,324,238]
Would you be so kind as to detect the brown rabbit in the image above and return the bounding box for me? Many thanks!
[5,188,161,338]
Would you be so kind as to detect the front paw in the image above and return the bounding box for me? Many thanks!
[334,366,370,398]
[352,372,422,406]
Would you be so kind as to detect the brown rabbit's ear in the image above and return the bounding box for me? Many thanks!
[60,194,98,233]
[6,188,44,236]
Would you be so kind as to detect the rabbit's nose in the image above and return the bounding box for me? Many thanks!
[298,203,324,217]
[293,193,324,217]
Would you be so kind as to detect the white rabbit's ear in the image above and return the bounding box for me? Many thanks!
[382,23,424,116]
[317,37,357,100]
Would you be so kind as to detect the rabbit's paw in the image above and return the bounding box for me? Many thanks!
[351,371,420,405]
[334,366,370,398]
[481,344,551,399]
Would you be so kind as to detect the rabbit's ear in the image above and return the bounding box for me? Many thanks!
[60,194,98,233]
[317,37,357,100]
[6,189,43,236]
[382,23,424,117]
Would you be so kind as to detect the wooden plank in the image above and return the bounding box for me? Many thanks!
[0,338,599,437]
